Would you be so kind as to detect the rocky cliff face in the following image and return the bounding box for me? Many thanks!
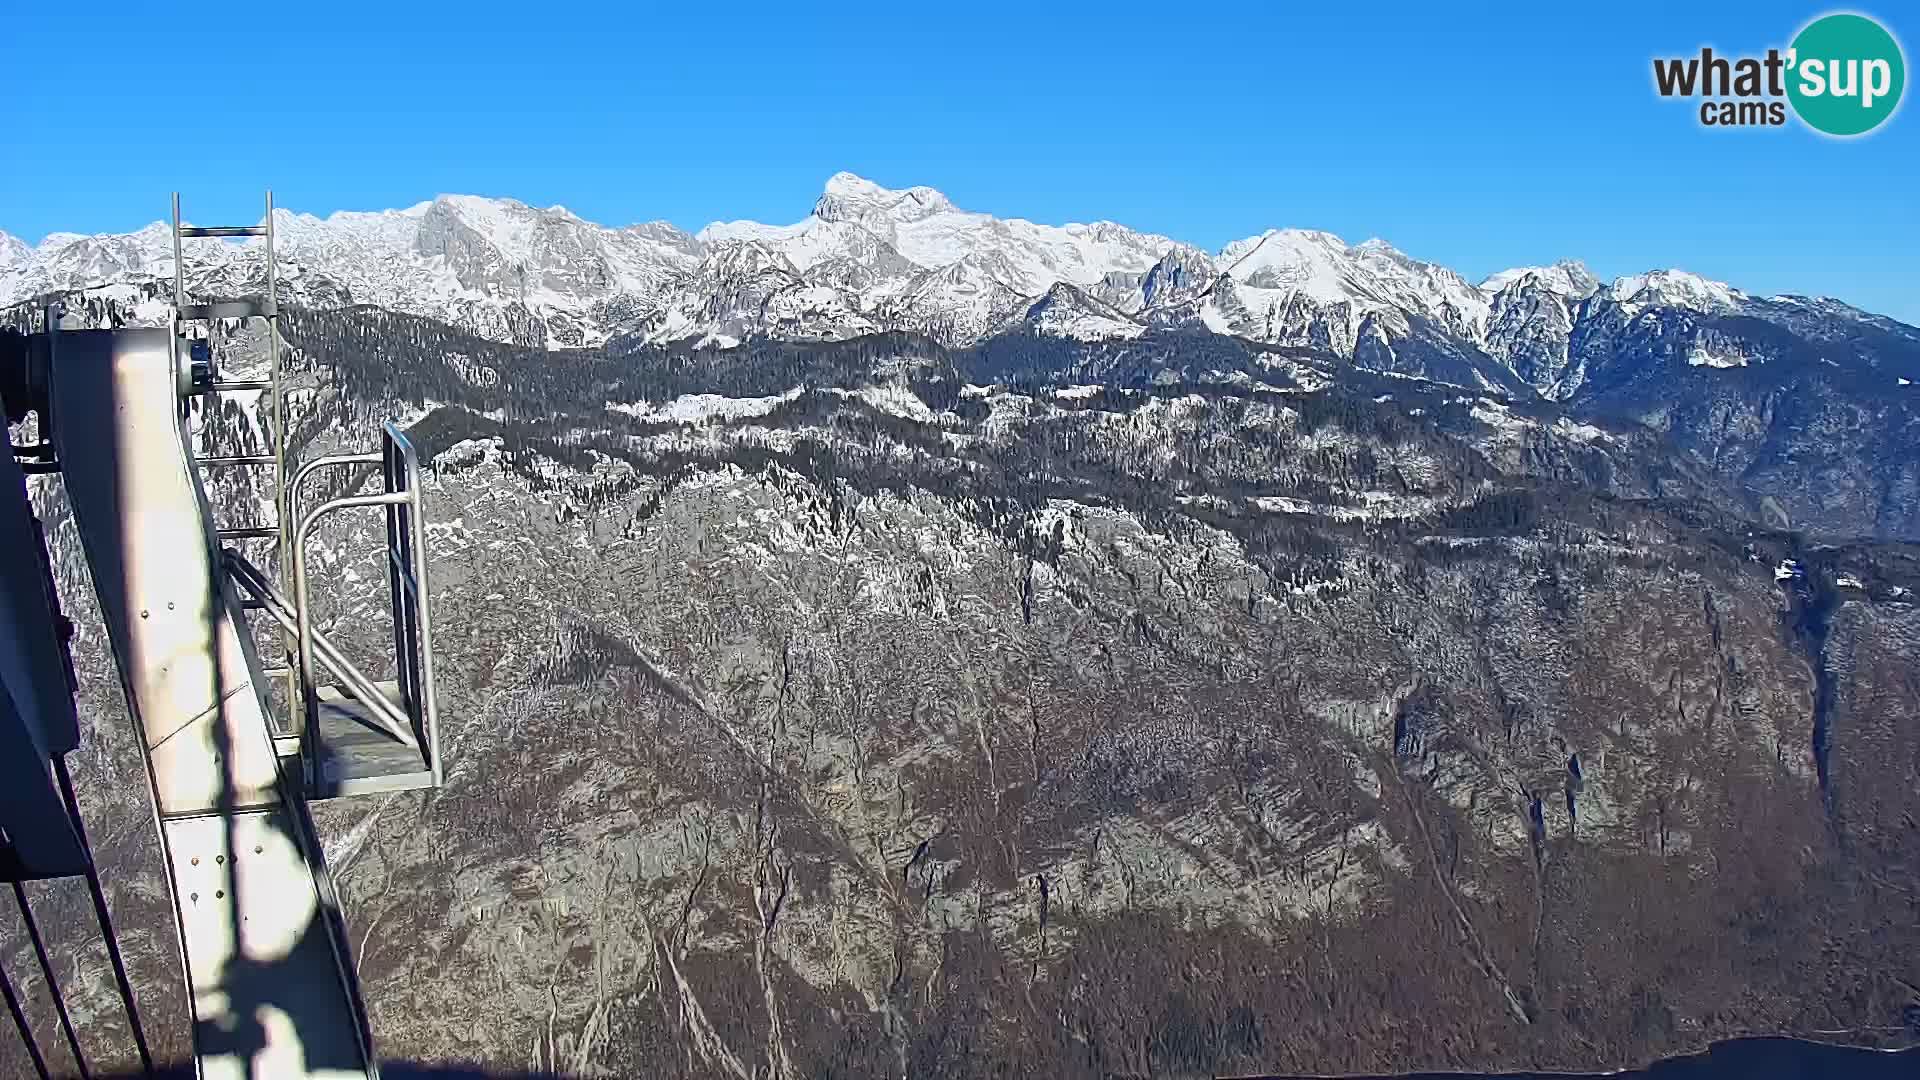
[6,298,1916,1078]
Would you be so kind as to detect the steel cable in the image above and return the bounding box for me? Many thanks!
[10,880,90,1078]
[1,958,52,1080]
[54,755,154,1076]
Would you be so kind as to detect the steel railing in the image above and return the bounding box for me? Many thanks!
[290,423,440,788]
[224,422,441,794]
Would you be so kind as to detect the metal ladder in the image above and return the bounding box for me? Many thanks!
[171,191,298,739]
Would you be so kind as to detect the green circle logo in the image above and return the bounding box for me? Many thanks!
[1787,13,1906,136]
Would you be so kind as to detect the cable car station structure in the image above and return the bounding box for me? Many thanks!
[2,193,447,1080]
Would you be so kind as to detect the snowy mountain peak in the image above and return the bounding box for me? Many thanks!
[813,172,953,226]
[420,193,574,245]
[1022,282,1145,341]
[1219,229,1348,272]
[1208,228,1489,342]
[435,192,524,215]
[39,231,94,249]
[1132,244,1218,314]
[1609,268,1743,312]
[1217,229,1358,297]
[1,229,30,269]
[702,238,801,280]
[1482,260,1600,297]
[823,171,882,194]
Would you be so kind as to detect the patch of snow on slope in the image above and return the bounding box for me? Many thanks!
[606,387,802,423]
[1252,492,1445,523]
[1470,399,1530,435]
[1687,340,1750,368]
[827,383,935,422]
[1552,417,1608,443]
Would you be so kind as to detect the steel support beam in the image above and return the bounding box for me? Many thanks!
[49,326,376,1080]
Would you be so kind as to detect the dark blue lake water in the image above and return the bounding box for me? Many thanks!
[1260,1035,1918,1079]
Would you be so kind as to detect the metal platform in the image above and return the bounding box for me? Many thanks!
[311,681,434,798]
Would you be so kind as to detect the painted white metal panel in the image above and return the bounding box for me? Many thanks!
[165,812,375,1080]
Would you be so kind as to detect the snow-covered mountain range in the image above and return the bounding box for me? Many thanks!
[5,172,1917,404]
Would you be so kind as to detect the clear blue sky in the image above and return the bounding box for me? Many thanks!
[2,1,1913,321]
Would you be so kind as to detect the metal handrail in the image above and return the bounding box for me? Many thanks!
[200,453,277,467]
[278,450,384,736]
[284,451,384,551]
[382,422,441,788]
[286,423,440,788]
[223,552,418,749]
[292,494,417,745]
[288,451,383,517]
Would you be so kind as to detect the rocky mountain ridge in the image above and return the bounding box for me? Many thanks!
[6,174,1915,399]
[10,175,1918,544]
